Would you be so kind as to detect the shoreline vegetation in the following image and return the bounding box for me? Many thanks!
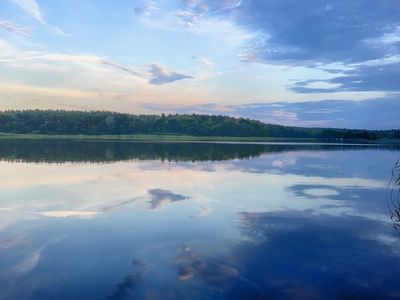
[0,110,399,143]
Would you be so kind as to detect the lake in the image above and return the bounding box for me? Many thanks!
[0,139,400,300]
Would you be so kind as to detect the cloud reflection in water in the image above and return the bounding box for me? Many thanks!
[0,142,399,299]
[230,210,400,299]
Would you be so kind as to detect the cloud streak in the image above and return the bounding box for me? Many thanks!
[291,61,400,93]
[0,20,32,36]
[100,60,142,77]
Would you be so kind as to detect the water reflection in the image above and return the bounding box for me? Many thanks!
[288,184,387,215]
[233,210,400,299]
[175,245,239,283]
[0,141,399,299]
[108,259,148,300]
[0,139,266,163]
[0,138,398,163]
[148,189,190,210]
[388,160,400,232]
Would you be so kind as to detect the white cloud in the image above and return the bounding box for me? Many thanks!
[364,25,400,46]
[39,210,99,218]
[0,38,39,62]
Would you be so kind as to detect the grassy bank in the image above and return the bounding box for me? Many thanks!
[0,133,399,144]
[0,133,318,142]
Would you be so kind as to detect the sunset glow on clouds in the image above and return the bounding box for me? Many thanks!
[0,0,399,128]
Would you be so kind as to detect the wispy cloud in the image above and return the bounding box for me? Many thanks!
[12,0,44,23]
[39,210,99,218]
[0,20,32,36]
[12,0,69,36]
[2,49,140,79]
[134,0,158,16]
[50,25,70,37]
[174,10,201,27]
[212,0,242,14]
[183,0,241,16]
[192,56,214,68]
[134,0,252,47]
[172,0,242,29]
[148,64,193,85]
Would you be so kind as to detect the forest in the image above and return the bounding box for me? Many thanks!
[0,110,399,140]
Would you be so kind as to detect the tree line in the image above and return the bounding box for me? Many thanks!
[0,110,399,140]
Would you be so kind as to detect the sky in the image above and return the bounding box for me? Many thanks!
[0,0,399,129]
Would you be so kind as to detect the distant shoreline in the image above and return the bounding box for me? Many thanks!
[0,133,399,145]
[1,110,399,142]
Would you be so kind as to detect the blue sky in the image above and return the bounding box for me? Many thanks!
[0,0,399,129]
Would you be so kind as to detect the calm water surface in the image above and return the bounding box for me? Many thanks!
[0,140,400,299]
